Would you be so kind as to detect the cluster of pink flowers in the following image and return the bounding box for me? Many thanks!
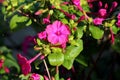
[116,13,120,28]
[38,20,70,48]
[93,1,118,26]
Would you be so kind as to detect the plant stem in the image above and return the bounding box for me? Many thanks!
[56,66,59,74]
[43,59,51,80]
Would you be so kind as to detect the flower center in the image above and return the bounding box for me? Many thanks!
[55,31,61,36]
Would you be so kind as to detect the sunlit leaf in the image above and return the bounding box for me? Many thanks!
[10,14,32,31]
[62,58,74,70]
[64,39,83,59]
[48,52,64,66]
[89,25,104,39]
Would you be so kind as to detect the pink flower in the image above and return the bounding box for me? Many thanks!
[0,59,4,68]
[29,73,40,80]
[109,1,118,13]
[44,75,49,80]
[4,67,10,73]
[45,20,70,48]
[116,20,120,28]
[93,18,104,25]
[98,9,107,18]
[72,0,80,6]
[43,14,50,24]
[17,53,41,75]
[117,13,120,20]
[0,0,4,3]
[22,36,35,54]
[72,0,83,11]
[43,18,50,24]
[77,15,85,23]
[38,31,47,40]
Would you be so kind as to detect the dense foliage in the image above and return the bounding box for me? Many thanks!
[0,0,120,80]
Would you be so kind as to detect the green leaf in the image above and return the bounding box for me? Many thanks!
[55,73,59,80]
[89,26,104,39]
[50,0,61,9]
[80,0,90,12]
[48,52,64,66]
[75,56,88,67]
[37,38,42,46]
[10,0,18,7]
[76,27,84,38]
[10,14,32,31]
[64,39,83,59]
[112,25,119,34]
[4,59,20,73]
[40,75,44,80]
[62,59,74,70]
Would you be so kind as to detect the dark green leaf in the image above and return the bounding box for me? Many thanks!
[75,56,88,67]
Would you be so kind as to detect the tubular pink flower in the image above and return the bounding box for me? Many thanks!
[98,1,103,8]
[17,53,41,75]
[30,73,40,80]
[0,59,4,68]
[116,20,120,28]
[117,13,120,20]
[46,20,70,48]
[43,18,50,24]
[43,14,50,24]
[109,1,118,13]
[38,31,47,40]
[93,18,104,25]
[72,0,83,11]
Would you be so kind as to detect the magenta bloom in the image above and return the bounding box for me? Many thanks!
[116,20,120,28]
[17,54,31,75]
[30,73,40,80]
[0,59,4,68]
[93,18,104,25]
[17,53,41,75]
[38,31,47,40]
[22,36,35,54]
[0,0,4,3]
[117,13,120,20]
[72,0,83,11]
[43,18,50,24]
[4,67,10,73]
[45,20,70,48]
[98,9,107,18]
[72,0,80,7]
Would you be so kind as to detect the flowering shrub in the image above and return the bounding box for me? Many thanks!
[1,0,120,80]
